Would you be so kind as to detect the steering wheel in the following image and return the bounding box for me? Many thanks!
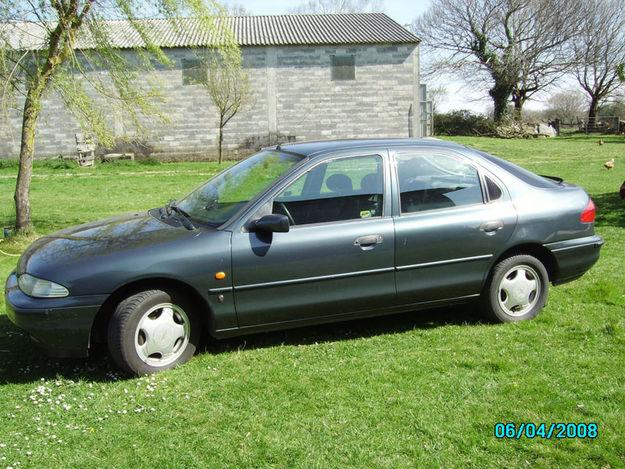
[276,202,296,226]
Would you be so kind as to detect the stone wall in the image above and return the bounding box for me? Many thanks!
[0,43,420,160]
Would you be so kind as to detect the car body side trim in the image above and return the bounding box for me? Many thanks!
[208,287,234,294]
[233,266,395,291]
[396,254,493,271]
[229,255,493,292]
[543,235,604,252]
[548,241,604,252]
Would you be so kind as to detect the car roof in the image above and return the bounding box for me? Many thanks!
[272,138,468,158]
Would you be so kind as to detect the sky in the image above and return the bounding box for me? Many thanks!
[227,0,546,114]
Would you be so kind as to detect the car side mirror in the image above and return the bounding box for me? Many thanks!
[252,214,290,233]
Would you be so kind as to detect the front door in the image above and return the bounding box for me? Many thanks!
[231,152,396,328]
[392,148,517,305]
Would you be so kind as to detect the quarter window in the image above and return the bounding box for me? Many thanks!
[396,152,483,213]
[331,55,355,81]
[485,175,503,201]
[273,155,384,226]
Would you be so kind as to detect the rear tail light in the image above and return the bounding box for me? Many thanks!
[580,199,596,223]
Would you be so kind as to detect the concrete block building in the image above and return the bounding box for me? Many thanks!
[0,13,426,160]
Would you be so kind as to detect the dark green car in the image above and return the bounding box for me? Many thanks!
[5,139,603,375]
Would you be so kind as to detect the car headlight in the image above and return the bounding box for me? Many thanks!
[18,273,69,298]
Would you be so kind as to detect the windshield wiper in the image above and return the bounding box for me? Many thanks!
[163,200,196,230]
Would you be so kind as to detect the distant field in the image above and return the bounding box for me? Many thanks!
[0,134,623,467]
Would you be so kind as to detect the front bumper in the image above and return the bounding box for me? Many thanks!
[4,272,107,358]
[544,235,604,285]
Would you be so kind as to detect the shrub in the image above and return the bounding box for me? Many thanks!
[434,110,495,136]
[0,159,18,169]
[137,156,161,166]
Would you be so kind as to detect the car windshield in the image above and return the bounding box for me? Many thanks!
[177,150,304,226]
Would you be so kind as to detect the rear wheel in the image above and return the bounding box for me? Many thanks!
[481,254,549,322]
[107,289,200,375]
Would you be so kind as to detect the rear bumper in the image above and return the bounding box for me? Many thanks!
[4,272,107,358]
[544,235,604,285]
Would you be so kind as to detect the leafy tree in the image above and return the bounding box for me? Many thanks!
[197,51,251,164]
[0,0,238,232]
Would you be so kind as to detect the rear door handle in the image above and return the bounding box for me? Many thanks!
[354,234,383,250]
[480,220,504,233]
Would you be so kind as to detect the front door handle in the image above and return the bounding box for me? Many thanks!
[354,234,383,250]
[480,220,504,233]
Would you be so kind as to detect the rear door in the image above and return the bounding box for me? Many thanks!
[391,148,517,305]
[231,152,396,327]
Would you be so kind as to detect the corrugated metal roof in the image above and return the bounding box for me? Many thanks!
[1,13,419,51]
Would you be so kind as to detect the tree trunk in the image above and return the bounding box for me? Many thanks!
[511,88,527,121]
[512,96,524,121]
[587,97,599,131]
[489,83,512,123]
[218,117,224,165]
[14,88,43,232]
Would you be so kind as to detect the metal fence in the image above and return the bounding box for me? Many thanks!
[552,116,624,134]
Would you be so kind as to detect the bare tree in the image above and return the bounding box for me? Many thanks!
[200,52,251,164]
[290,0,384,14]
[544,90,586,122]
[428,85,447,113]
[0,1,236,232]
[224,2,253,15]
[573,0,625,126]
[414,0,581,122]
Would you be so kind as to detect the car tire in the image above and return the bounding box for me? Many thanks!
[107,289,201,376]
[481,254,549,323]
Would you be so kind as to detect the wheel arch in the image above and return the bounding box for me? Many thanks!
[89,277,213,350]
[488,243,558,283]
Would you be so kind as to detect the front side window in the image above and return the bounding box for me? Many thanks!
[178,150,304,225]
[273,155,384,226]
[396,151,483,214]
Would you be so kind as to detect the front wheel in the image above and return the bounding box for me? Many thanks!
[481,254,549,322]
[107,289,201,375]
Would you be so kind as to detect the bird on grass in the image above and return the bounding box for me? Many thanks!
[604,158,615,170]
[597,139,604,145]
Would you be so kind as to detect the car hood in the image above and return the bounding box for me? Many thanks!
[16,211,227,295]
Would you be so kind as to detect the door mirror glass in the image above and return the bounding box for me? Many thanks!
[253,214,290,233]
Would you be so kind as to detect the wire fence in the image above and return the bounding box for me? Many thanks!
[552,116,624,134]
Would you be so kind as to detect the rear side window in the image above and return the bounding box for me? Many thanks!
[485,176,502,201]
[396,152,483,214]
[273,155,384,226]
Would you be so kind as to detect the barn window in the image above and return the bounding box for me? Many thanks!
[182,58,206,85]
[331,55,355,81]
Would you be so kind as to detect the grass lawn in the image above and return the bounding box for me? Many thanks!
[0,134,624,467]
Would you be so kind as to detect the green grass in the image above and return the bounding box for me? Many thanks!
[0,135,624,468]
